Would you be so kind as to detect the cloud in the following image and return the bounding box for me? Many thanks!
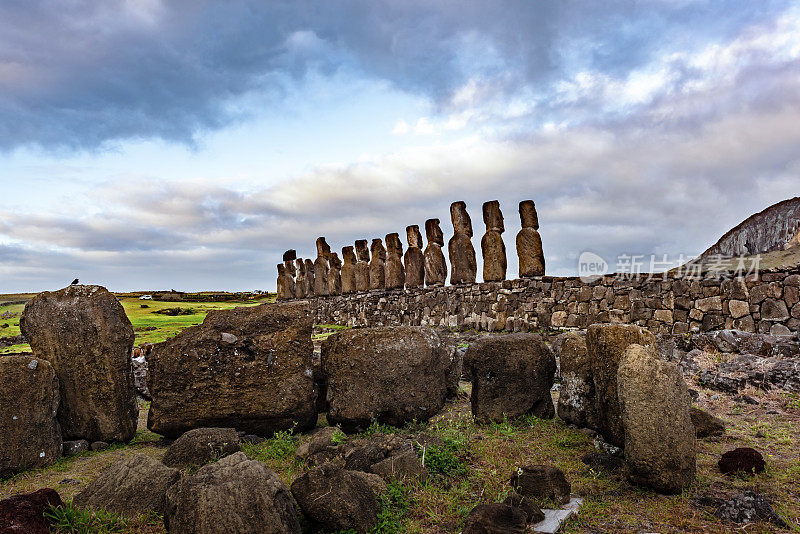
[1,0,792,150]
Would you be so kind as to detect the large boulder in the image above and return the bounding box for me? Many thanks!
[147,302,317,438]
[555,331,599,429]
[587,323,656,447]
[162,428,241,470]
[464,333,556,423]
[0,355,62,476]
[617,344,696,494]
[73,454,181,517]
[20,285,138,442]
[164,452,301,534]
[321,326,450,432]
[291,463,385,533]
[0,488,63,534]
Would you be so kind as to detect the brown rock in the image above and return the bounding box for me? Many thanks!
[327,252,342,296]
[369,238,386,290]
[384,233,405,290]
[165,452,301,534]
[0,355,61,477]
[465,333,556,423]
[481,200,507,282]
[449,201,477,284]
[762,298,790,321]
[74,453,181,517]
[404,225,425,289]
[313,237,331,297]
[294,259,307,298]
[0,488,63,534]
[618,344,696,494]
[517,200,545,277]
[354,240,371,292]
[424,218,447,287]
[690,407,726,438]
[304,259,316,297]
[162,428,242,469]
[321,326,450,432]
[370,448,425,481]
[509,465,571,504]
[20,285,138,442]
[147,302,317,438]
[463,503,527,534]
[556,332,599,429]
[718,447,765,475]
[291,463,382,534]
[341,247,357,294]
[588,323,656,447]
[502,493,545,524]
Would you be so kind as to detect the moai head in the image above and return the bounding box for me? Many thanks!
[355,239,370,262]
[406,225,423,249]
[371,238,386,260]
[385,233,403,256]
[519,200,539,230]
[342,246,356,265]
[425,219,444,246]
[304,258,315,273]
[316,237,331,259]
[328,251,342,270]
[277,263,286,277]
[483,200,504,233]
[450,201,473,237]
[284,259,296,277]
[296,258,305,274]
[282,249,297,262]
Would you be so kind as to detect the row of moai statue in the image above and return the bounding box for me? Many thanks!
[276,200,545,299]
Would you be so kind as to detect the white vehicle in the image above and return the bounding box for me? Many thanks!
[139,294,153,300]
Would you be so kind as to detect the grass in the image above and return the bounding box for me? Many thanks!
[46,501,129,533]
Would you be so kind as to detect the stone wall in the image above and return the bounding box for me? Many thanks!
[310,269,800,335]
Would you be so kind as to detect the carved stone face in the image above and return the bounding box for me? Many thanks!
[371,238,386,260]
[355,240,370,262]
[316,237,331,258]
[277,263,286,276]
[342,246,356,264]
[328,251,342,269]
[450,201,473,237]
[519,200,539,229]
[385,233,403,255]
[483,200,504,232]
[305,259,315,271]
[425,218,444,246]
[296,258,305,273]
[406,225,423,249]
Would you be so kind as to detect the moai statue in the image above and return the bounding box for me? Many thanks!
[369,238,386,290]
[341,246,357,294]
[328,251,342,296]
[304,259,316,296]
[294,258,307,298]
[481,200,507,282]
[276,263,292,300]
[283,249,297,298]
[448,201,477,285]
[424,218,447,287]
[404,225,425,289]
[354,240,371,292]
[313,237,331,296]
[517,200,545,277]
[384,232,405,290]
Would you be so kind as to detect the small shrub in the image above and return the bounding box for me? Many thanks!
[45,502,128,534]
[242,426,298,461]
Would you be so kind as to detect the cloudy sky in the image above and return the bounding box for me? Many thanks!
[1,0,799,292]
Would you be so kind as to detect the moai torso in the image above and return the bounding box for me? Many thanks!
[369,238,386,290]
[404,225,425,289]
[276,263,292,300]
[448,201,477,284]
[327,252,342,296]
[517,200,545,277]
[294,258,307,298]
[354,240,370,292]
[282,250,297,297]
[384,232,405,290]
[424,218,447,287]
[313,237,331,296]
[341,246,357,294]
[481,200,507,282]
[305,259,316,297]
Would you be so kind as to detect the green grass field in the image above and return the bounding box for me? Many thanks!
[0,293,274,354]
